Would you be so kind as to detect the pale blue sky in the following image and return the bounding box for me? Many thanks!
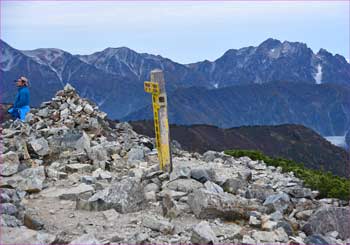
[1,1,349,63]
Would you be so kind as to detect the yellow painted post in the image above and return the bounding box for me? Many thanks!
[144,69,172,172]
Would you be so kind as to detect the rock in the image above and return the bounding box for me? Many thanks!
[238,170,252,182]
[144,191,157,202]
[102,209,120,222]
[166,178,203,193]
[242,235,256,244]
[64,83,75,92]
[60,108,70,119]
[284,186,312,198]
[142,214,174,234]
[169,165,191,181]
[190,167,216,183]
[204,181,223,193]
[24,213,44,230]
[1,151,20,176]
[158,189,187,200]
[80,176,96,185]
[252,227,288,243]
[69,233,101,244]
[161,193,181,218]
[8,166,46,193]
[77,177,144,213]
[245,185,275,202]
[222,177,247,194]
[127,147,144,162]
[263,192,291,214]
[295,210,313,220]
[277,220,294,236]
[52,130,91,152]
[261,216,277,231]
[66,164,92,174]
[270,211,283,221]
[37,107,49,118]
[1,214,22,227]
[304,234,332,245]
[144,183,160,193]
[0,226,56,244]
[303,207,350,240]
[249,216,261,227]
[58,183,94,201]
[88,145,108,168]
[0,203,18,216]
[187,188,263,220]
[83,104,94,115]
[29,138,50,156]
[191,221,218,244]
[92,168,112,181]
[202,150,221,162]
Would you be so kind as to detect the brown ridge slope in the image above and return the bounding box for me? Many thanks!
[130,120,350,178]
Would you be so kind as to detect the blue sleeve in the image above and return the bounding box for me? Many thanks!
[14,88,30,108]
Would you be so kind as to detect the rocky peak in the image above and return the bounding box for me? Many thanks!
[257,38,282,50]
[1,85,349,244]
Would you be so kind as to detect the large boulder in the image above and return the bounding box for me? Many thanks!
[1,166,46,193]
[222,177,248,194]
[166,179,203,193]
[77,177,144,213]
[190,167,216,183]
[187,188,264,220]
[28,138,50,156]
[1,151,20,177]
[263,192,291,214]
[142,214,174,234]
[303,207,350,240]
[0,226,56,244]
[127,146,145,163]
[191,221,218,244]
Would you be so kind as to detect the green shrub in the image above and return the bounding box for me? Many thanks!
[224,149,350,200]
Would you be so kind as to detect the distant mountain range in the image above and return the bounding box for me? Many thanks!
[1,38,349,136]
[130,121,350,178]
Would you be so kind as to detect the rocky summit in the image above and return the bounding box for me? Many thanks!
[1,84,349,244]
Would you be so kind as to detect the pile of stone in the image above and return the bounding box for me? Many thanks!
[1,84,349,244]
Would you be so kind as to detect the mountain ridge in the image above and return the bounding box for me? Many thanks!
[1,38,349,135]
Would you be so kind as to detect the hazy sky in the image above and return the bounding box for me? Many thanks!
[1,1,349,63]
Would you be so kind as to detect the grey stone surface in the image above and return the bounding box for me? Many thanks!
[77,177,144,213]
[142,214,174,234]
[188,188,262,220]
[69,233,101,244]
[127,147,144,162]
[29,138,50,156]
[263,192,291,214]
[303,207,350,240]
[58,183,94,201]
[222,177,247,194]
[0,226,56,245]
[166,178,203,193]
[1,151,20,176]
[191,221,217,244]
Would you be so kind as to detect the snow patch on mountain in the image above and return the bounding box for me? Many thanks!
[0,48,19,71]
[314,64,323,84]
[324,135,348,149]
[22,49,67,86]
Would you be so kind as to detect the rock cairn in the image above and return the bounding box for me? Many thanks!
[1,84,349,244]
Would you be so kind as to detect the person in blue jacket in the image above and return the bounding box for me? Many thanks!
[8,76,30,121]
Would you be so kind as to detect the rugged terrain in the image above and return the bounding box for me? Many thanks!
[130,121,350,178]
[1,38,350,135]
[1,85,349,244]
